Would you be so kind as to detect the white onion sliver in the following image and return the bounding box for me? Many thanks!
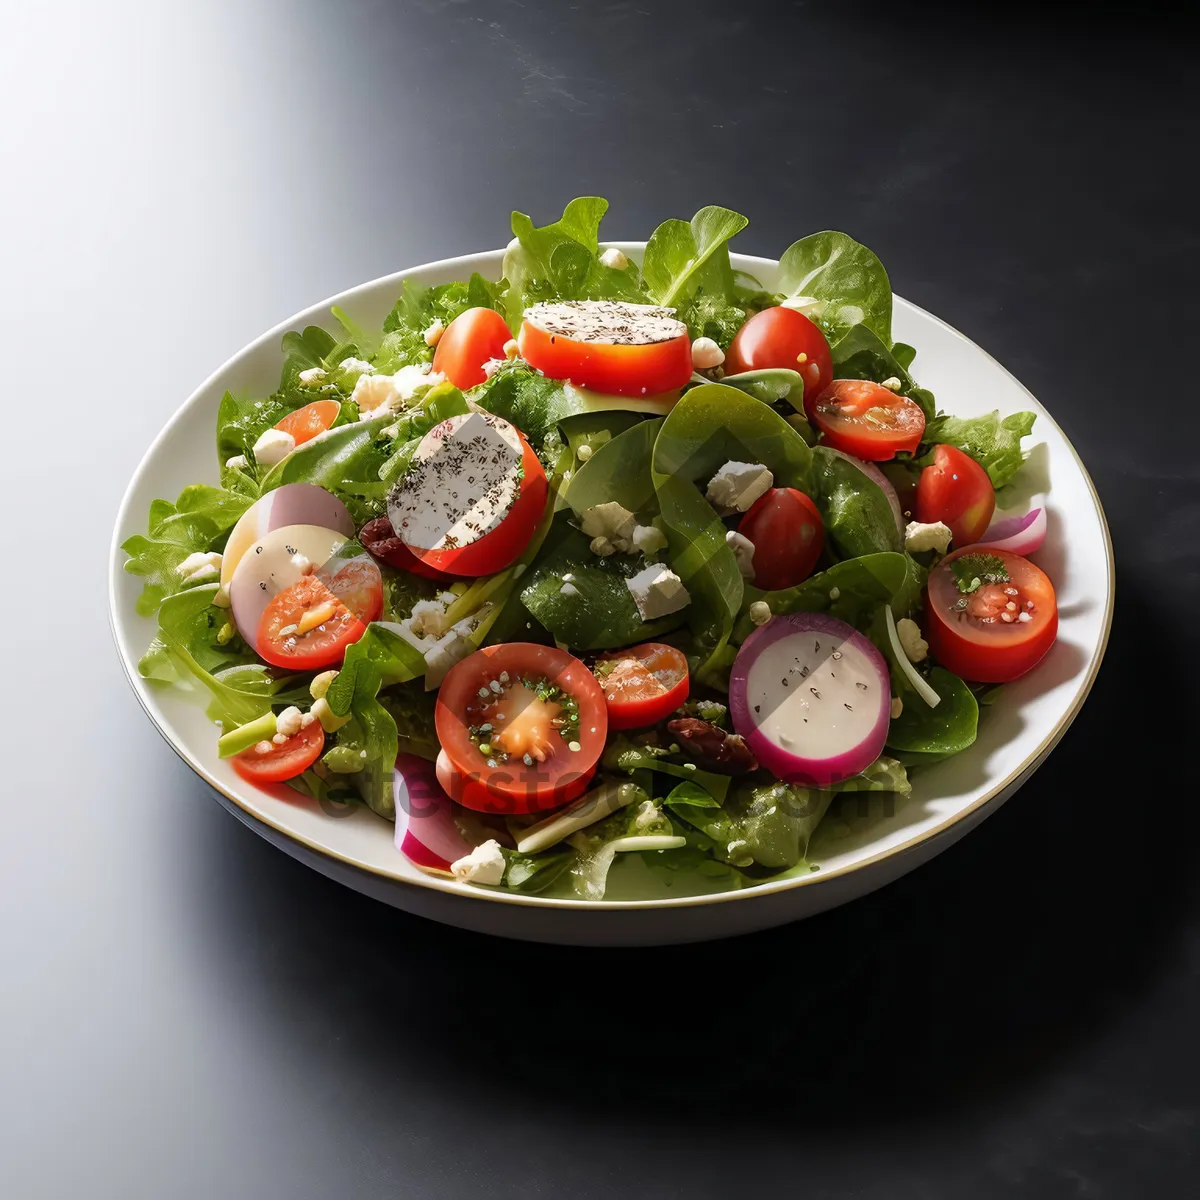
[884,606,941,708]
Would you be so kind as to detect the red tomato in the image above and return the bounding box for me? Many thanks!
[926,548,1058,682]
[432,307,512,389]
[256,557,383,670]
[275,400,340,447]
[725,307,833,404]
[358,517,454,582]
[518,318,692,397]
[811,380,925,461]
[915,444,995,545]
[738,487,825,590]
[434,643,607,814]
[231,720,325,784]
[402,424,548,578]
[594,643,690,731]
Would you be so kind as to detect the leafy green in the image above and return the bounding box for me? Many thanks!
[322,660,398,820]
[886,668,978,758]
[502,847,573,894]
[641,205,749,310]
[830,323,936,421]
[809,445,904,558]
[601,738,732,802]
[734,552,910,641]
[567,797,680,900]
[716,368,805,412]
[778,231,893,344]
[950,552,1009,594]
[921,410,1037,488]
[564,417,660,522]
[382,684,439,761]
[375,274,505,372]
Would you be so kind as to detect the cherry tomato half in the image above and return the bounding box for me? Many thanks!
[594,642,690,731]
[518,303,693,397]
[811,380,926,461]
[725,307,833,405]
[434,643,608,814]
[231,720,325,784]
[925,547,1058,682]
[275,399,340,447]
[915,443,995,546]
[738,487,825,590]
[432,307,512,389]
[256,557,383,671]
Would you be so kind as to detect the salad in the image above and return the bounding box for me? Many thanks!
[124,198,1055,901]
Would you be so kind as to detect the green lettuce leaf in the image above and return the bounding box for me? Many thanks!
[778,231,893,344]
[374,274,505,373]
[920,410,1038,488]
[641,205,749,310]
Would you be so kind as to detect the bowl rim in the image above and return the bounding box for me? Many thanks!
[109,245,1115,912]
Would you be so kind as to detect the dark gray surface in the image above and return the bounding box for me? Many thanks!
[3,2,1198,1196]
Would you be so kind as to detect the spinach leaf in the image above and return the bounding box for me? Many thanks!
[734,552,910,641]
[810,445,904,558]
[920,410,1038,488]
[641,205,749,310]
[603,740,731,802]
[830,324,936,420]
[717,368,805,411]
[565,417,661,519]
[778,231,893,344]
[886,667,978,757]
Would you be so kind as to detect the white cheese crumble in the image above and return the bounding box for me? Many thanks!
[175,551,223,584]
[275,706,304,738]
[598,247,629,270]
[691,336,725,369]
[224,454,248,471]
[589,536,614,557]
[725,530,756,580]
[423,319,445,347]
[626,563,690,621]
[298,367,327,386]
[409,599,450,639]
[252,427,296,467]
[451,839,506,886]
[748,600,772,626]
[896,617,929,663]
[631,523,668,558]
[904,520,953,554]
[581,502,637,551]
[560,582,579,597]
[423,629,474,688]
[706,461,773,513]
[338,357,375,375]
[353,364,443,419]
[389,412,524,553]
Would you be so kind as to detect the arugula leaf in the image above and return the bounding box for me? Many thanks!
[734,552,910,641]
[641,206,749,310]
[830,324,937,420]
[810,445,904,558]
[886,668,978,758]
[921,410,1037,488]
[778,231,893,344]
[374,274,505,373]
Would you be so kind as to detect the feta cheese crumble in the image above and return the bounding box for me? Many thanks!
[904,520,953,554]
[631,523,667,557]
[252,427,296,467]
[626,563,690,621]
[353,364,444,419]
[581,502,637,551]
[450,839,506,886]
[298,367,327,386]
[338,357,375,375]
[275,706,304,737]
[423,319,445,347]
[175,550,223,584]
[691,336,725,370]
[896,617,929,663]
[706,461,773,513]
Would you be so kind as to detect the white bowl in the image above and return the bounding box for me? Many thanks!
[109,246,1113,945]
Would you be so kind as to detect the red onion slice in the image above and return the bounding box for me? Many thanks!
[977,507,1047,556]
[393,753,474,871]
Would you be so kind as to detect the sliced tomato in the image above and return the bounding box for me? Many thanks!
[434,643,607,813]
[724,307,833,404]
[594,643,690,731]
[275,400,340,447]
[358,516,455,582]
[518,303,692,397]
[926,547,1058,682]
[231,720,325,784]
[256,557,383,671]
[738,487,825,590]
[811,380,926,461]
[915,443,995,546]
[432,307,512,389]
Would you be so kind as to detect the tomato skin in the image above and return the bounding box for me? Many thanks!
[432,307,512,389]
[594,643,690,731]
[725,307,833,404]
[256,558,383,671]
[915,444,995,545]
[231,720,325,784]
[811,380,926,461]
[406,432,548,577]
[275,400,340,447]
[359,517,455,582]
[738,488,825,590]
[518,321,692,397]
[925,547,1058,682]
[434,643,607,814]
